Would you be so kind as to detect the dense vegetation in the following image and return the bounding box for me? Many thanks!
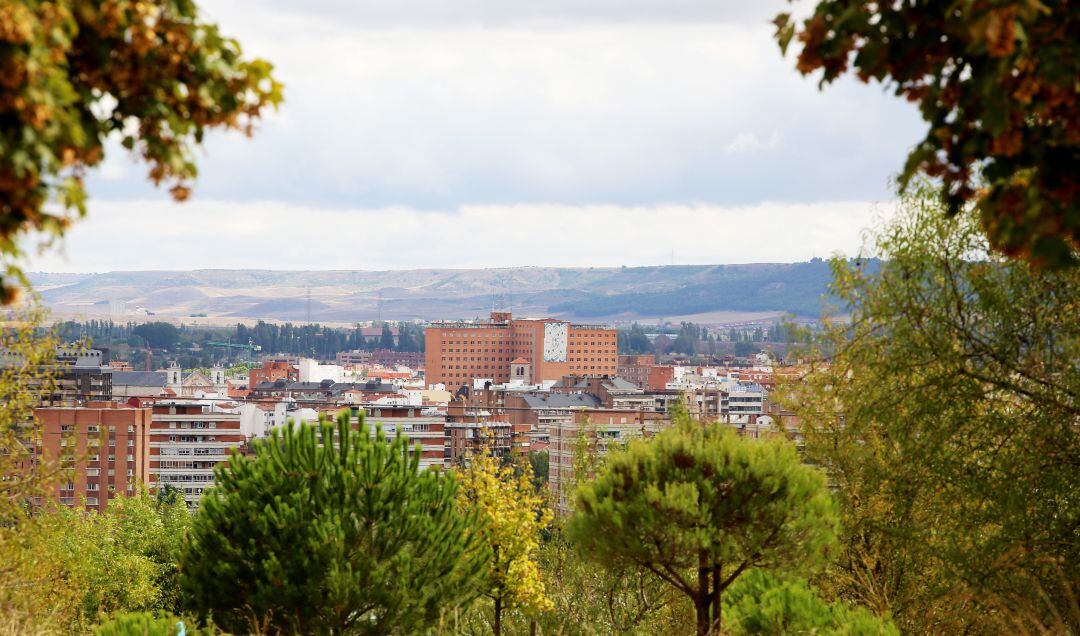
[784,185,1079,633]
[53,319,426,367]
[569,410,841,635]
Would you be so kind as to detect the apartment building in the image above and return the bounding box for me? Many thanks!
[146,401,245,506]
[444,421,513,467]
[616,354,656,387]
[725,382,767,424]
[335,350,372,365]
[248,360,298,387]
[356,405,446,471]
[425,312,617,391]
[551,375,658,411]
[548,409,667,516]
[34,403,152,510]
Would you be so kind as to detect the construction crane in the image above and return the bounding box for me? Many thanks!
[206,339,261,364]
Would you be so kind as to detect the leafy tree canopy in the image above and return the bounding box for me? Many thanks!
[568,408,839,636]
[132,322,180,350]
[776,0,1079,267]
[723,570,898,636]
[0,492,191,634]
[180,412,487,635]
[785,184,1080,632]
[0,0,282,301]
[455,449,552,635]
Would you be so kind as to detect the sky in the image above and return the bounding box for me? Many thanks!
[29,0,922,273]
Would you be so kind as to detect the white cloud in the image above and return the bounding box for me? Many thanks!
[65,0,922,271]
[86,3,923,211]
[26,197,891,273]
[724,131,781,155]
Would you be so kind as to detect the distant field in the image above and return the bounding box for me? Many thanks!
[28,263,834,324]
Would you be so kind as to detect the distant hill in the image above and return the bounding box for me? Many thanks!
[27,263,835,323]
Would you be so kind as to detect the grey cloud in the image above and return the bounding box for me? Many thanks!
[85,6,923,211]
[246,0,790,26]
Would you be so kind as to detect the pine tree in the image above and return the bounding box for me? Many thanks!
[180,412,487,634]
[568,409,838,636]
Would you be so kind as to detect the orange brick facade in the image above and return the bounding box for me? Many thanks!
[425,312,618,390]
[249,361,297,387]
[34,403,152,510]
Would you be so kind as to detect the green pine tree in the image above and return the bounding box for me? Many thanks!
[568,408,839,636]
[180,412,487,634]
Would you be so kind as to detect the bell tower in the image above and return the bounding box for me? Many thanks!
[510,357,531,383]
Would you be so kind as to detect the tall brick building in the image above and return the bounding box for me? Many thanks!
[424,312,617,390]
[34,403,152,510]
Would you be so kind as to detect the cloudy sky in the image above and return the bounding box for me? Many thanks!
[30,0,922,273]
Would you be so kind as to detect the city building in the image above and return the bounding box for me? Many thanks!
[444,421,513,467]
[335,350,372,365]
[550,375,657,411]
[33,403,152,510]
[354,405,446,471]
[141,401,245,506]
[112,370,171,398]
[35,346,114,405]
[425,312,617,391]
[616,354,656,387]
[370,349,422,369]
[725,382,767,424]
[548,410,667,516]
[248,360,298,387]
[248,379,398,405]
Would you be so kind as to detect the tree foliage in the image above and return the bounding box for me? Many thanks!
[776,0,1079,267]
[455,449,552,635]
[92,611,196,636]
[0,0,282,301]
[132,322,180,350]
[0,492,191,634]
[722,570,898,636]
[180,412,487,635]
[451,530,691,636]
[0,300,58,521]
[785,185,1080,632]
[568,409,839,635]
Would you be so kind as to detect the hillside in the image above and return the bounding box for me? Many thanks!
[27,263,835,323]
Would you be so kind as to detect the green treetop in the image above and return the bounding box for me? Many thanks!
[180,412,487,635]
[568,408,839,636]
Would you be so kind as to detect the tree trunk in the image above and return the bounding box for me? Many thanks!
[697,550,711,636]
[712,566,723,633]
[494,596,502,636]
[696,596,711,636]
